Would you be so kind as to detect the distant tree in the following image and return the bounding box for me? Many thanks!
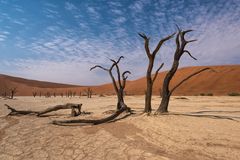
[3,91,7,97]
[10,87,17,99]
[45,92,51,98]
[79,91,82,98]
[159,88,162,98]
[85,88,93,98]
[68,90,73,97]
[139,32,174,113]
[65,91,68,97]
[2,84,8,97]
[32,92,37,98]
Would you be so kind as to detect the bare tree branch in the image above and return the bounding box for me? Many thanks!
[152,63,164,83]
[175,24,181,32]
[52,106,131,126]
[138,33,151,58]
[90,65,108,71]
[186,39,197,43]
[109,56,124,65]
[170,68,210,95]
[183,50,197,60]
[182,29,194,36]
[122,71,131,80]
[152,33,175,56]
[122,71,131,89]
[175,31,181,51]
[110,57,124,88]
[109,56,125,90]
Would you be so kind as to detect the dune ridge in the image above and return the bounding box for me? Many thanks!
[0,65,239,96]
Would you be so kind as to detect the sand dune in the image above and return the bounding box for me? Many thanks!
[0,65,240,96]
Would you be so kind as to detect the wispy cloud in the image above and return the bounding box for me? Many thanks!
[43,7,60,19]
[3,59,106,85]
[0,0,239,85]
[87,6,100,20]
[0,31,9,41]
[113,17,126,24]
[65,2,77,11]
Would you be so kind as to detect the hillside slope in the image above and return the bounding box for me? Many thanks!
[124,65,240,95]
[0,65,239,96]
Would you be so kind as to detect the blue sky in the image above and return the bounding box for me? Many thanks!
[0,0,239,85]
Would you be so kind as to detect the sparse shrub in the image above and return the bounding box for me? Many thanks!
[228,92,240,96]
[200,93,205,96]
[207,93,213,96]
[99,94,105,97]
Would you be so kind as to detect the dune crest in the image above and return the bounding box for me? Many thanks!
[0,65,239,96]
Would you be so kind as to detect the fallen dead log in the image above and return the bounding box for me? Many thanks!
[37,103,82,117]
[52,106,132,125]
[5,104,39,115]
[4,103,82,117]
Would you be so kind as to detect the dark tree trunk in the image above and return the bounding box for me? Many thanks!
[157,61,179,113]
[145,79,153,112]
[156,27,210,114]
[117,89,125,110]
[144,58,154,113]
[139,33,174,113]
[10,88,17,99]
[157,93,170,113]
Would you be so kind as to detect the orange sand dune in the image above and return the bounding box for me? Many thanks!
[0,65,240,96]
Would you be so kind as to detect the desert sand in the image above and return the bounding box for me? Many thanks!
[0,95,240,160]
[1,65,240,96]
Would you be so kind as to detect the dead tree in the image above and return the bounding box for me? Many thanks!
[159,88,162,98]
[45,92,51,98]
[156,27,210,113]
[2,91,7,97]
[139,33,175,113]
[4,103,82,117]
[79,91,82,98]
[9,87,17,99]
[1,84,8,98]
[91,56,130,110]
[85,88,93,98]
[67,90,73,97]
[32,92,37,97]
[52,56,132,125]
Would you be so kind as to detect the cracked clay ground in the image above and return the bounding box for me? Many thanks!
[0,96,240,160]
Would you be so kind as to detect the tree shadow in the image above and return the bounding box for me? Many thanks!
[109,112,135,123]
[167,112,240,122]
[189,110,240,114]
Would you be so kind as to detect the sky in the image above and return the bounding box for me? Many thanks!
[0,0,239,85]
